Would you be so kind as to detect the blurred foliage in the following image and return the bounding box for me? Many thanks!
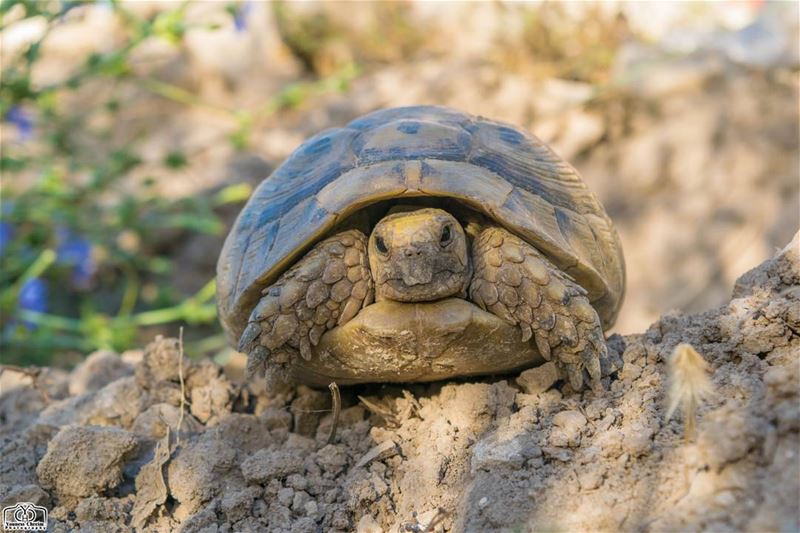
[0,0,355,366]
[508,3,629,83]
[274,1,423,76]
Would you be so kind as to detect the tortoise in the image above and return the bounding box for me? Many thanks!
[217,105,625,390]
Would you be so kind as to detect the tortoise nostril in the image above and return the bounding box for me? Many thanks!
[403,247,422,257]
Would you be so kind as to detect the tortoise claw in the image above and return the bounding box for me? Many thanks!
[245,345,270,378]
[238,322,262,352]
[584,346,602,383]
[565,363,585,391]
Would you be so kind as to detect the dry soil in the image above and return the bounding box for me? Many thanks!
[1,236,798,532]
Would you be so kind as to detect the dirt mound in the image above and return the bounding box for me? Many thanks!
[1,235,797,532]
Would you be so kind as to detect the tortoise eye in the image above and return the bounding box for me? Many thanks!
[440,224,453,246]
[375,235,388,254]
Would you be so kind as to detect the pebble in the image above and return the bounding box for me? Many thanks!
[304,500,319,518]
[620,362,643,381]
[553,410,588,431]
[577,467,605,490]
[277,487,294,507]
[517,362,560,394]
[292,490,310,512]
[356,514,382,533]
[471,432,539,473]
[355,440,399,468]
[241,450,304,484]
[550,410,588,447]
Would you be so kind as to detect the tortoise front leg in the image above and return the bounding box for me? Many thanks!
[239,229,373,380]
[469,226,607,391]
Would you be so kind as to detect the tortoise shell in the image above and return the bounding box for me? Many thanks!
[217,105,625,342]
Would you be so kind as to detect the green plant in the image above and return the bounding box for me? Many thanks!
[0,0,357,366]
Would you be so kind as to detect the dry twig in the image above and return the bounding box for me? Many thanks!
[176,327,186,445]
[327,381,341,444]
[359,394,397,426]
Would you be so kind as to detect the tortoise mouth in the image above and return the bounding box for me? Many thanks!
[381,271,466,301]
[285,298,545,386]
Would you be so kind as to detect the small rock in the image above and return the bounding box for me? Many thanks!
[620,362,643,381]
[331,509,351,530]
[241,450,305,484]
[220,486,261,522]
[471,431,539,474]
[478,496,489,508]
[596,413,617,432]
[315,444,349,476]
[620,423,653,457]
[355,440,399,468]
[167,435,239,514]
[293,516,319,533]
[277,487,294,507]
[132,403,203,440]
[213,413,272,453]
[187,362,234,424]
[517,362,560,394]
[0,484,50,509]
[81,377,149,428]
[370,473,389,498]
[577,467,605,490]
[292,490,311,512]
[75,496,128,523]
[135,336,190,386]
[36,426,139,498]
[259,406,293,430]
[131,433,171,530]
[415,508,444,530]
[622,339,647,365]
[542,447,573,462]
[285,473,308,491]
[68,350,132,396]
[550,410,588,448]
[553,409,587,429]
[356,514,382,533]
[285,433,316,454]
[304,500,318,518]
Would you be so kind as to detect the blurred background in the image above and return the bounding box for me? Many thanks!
[1,0,798,368]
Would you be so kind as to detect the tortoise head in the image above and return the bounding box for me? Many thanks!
[368,208,470,302]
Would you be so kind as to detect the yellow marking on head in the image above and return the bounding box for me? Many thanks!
[383,214,443,247]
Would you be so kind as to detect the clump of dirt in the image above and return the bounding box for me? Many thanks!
[0,235,797,532]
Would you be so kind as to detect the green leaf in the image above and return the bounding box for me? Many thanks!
[164,212,222,234]
[163,150,188,169]
[214,183,252,205]
[0,155,27,172]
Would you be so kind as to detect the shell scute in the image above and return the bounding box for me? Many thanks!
[353,119,470,165]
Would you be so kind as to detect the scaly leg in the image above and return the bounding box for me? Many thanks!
[239,230,373,380]
[469,226,607,390]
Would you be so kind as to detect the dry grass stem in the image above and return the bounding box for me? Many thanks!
[358,395,394,417]
[327,381,341,444]
[177,327,186,445]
